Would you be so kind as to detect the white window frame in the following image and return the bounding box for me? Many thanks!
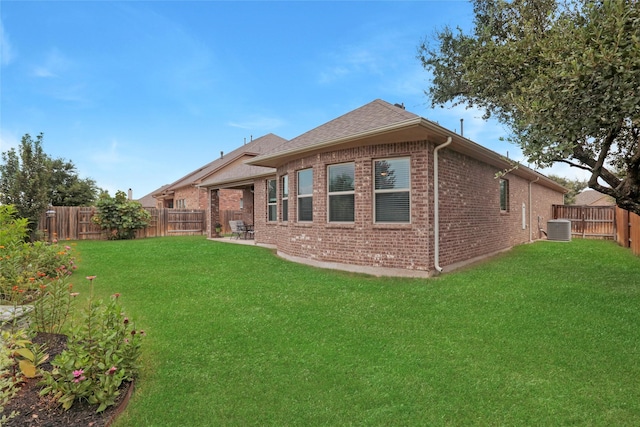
[297,168,313,222]
[281,175,289,222]
[373,157,411,224]
[267,179,277,222]
[327,162,355,223]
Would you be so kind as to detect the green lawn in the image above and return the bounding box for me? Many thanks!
[69,237,640,426]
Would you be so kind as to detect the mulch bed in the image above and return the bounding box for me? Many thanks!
[4,333,132,427]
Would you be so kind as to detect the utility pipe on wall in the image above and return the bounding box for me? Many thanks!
[433,137,452,273]
[529,177,539,242]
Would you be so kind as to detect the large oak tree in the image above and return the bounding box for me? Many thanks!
[418,0,640,214]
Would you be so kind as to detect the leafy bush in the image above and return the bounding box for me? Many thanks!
[0,242,76,304]
[40,276,144,412]
[0,331,21,424]
[92,190,151,240]
[0,205,29,249]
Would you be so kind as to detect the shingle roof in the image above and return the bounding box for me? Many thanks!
[153,133,287,196]
[575,189,615,206]
[280,99,418,153]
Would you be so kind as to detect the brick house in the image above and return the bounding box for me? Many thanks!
[151,133,287,213]
[201,100,565,277]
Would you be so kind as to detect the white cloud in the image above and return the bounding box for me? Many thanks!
[31,48,71,78]
[89,139,128,167]
[228,115,286,131]
[0,21,15,66]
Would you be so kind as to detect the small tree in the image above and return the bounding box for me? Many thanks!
[92,191,151,240]
[547,175,588,205]
[48,158,101,206]
[0,133,50,239]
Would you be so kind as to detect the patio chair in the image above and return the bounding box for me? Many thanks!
[229,220,254,240]
[229,220,244,239]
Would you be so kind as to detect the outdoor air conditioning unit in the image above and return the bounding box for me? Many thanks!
[547,219,572,241]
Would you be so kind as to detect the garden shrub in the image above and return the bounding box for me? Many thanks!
[0,242,75,304]
[92,190,151,240]
[1,204,76,304]
[0,205,29,249]
[40,277,144,412]
[0,332,20,424]
[30,275,78,334]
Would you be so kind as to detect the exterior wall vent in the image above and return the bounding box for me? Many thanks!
[547,219,572,241]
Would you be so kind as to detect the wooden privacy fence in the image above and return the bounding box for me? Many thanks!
[615,206,640,256]
[552,205,615,239]
[38,207,206,240]
[552,204,640,256]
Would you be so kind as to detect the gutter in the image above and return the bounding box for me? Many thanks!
[529,177,539,242]
[433,137,452,273]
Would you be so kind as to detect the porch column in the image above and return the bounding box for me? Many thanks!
[210,189,220,238]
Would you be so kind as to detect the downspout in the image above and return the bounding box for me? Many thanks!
[528,177,539,242]
[433,137,453,273]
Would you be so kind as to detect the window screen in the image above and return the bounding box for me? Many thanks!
[328,163,355,222]
[374,158,410,223]
[298,169,313,221]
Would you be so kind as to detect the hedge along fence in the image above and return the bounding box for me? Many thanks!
[37,207,206,240]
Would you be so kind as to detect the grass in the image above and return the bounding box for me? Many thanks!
[67,237,640,426]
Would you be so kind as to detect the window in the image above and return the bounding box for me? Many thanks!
[282,175,289,222]
[374,158,410,223]
[328,163,355,222]
[500,178,509,212]
[297,168,313,222]
[267,179,277,221]
[176,199,186,209]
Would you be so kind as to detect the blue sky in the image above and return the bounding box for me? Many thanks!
[0,1,586,199]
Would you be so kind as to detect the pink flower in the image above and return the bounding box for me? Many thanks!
[123,317,129,324]
[73,369,84,378]
[65,245,71,250]
[86,275,97,281]
[105,366,117,375]
[112,293,121,299]
[139,330,146,336]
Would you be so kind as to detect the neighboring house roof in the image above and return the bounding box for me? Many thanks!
[137,185,169,207]
[575,189,615,206]
[245,99,566,193]
[153,133,287,197]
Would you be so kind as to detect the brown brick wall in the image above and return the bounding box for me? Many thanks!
[252,141,563,274]
[255,142,433,271]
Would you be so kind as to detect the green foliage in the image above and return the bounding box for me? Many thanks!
[0,133,50,238]
[92,190,151,240]
[547,174,588,204]
[0,241,76,304]
[48,158,101,206]
[40,278,144,412]
[0,134,102,240]
[11,338,49,379]
[0,331,21,423]
[29,275,78,334]
[418,0,640,214]
[0,205,29,249]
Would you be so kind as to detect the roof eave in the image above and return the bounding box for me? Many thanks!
[198,170,276,190]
